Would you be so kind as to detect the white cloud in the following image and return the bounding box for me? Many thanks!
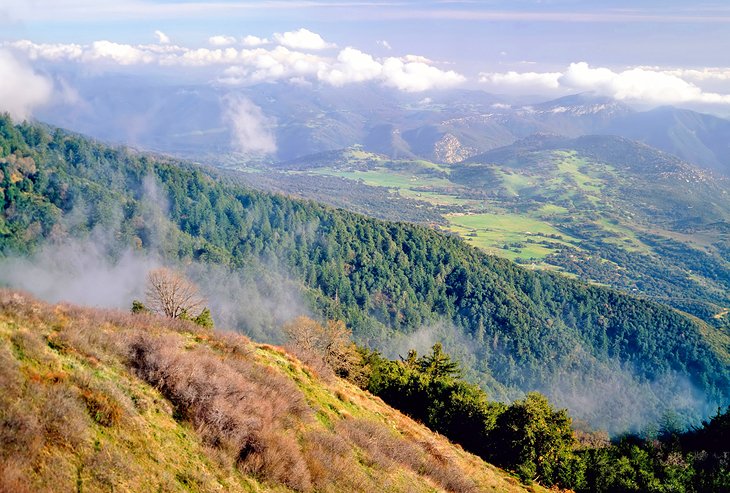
[5,34,465,93]
[381,57,465,92]
[84,40,154,65]
[479,70,562,90]
[318,47,382,86]
[377,39,392,50]
[480,62,730,106]
[209,35,237,47]
[665,67,730,82]
[218,46,323,84]
[0,49,54,120]
[166,47,240,66]
[401,54,432,64]
[154,30,170,44]
[242,35,270,47]
[223,95,276,155]
[560,62,730,104]
[273,28,334,51]
[9,40,83,61]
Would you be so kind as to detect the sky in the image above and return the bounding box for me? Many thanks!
[2,0,730,119]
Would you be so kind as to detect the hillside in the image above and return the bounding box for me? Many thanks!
[0,115,728,433]
[266,134,730,331]
[0,289,543,493]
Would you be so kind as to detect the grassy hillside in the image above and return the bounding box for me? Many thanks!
[0,115,728,433]
[0,289,543,493]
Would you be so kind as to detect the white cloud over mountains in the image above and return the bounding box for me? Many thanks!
[5,29,465,93]
[5,25,730,118]
[480,62,730,106]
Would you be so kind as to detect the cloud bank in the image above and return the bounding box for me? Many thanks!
[480,62,730,106]
[273,28,334,51]
[5,29,465,93]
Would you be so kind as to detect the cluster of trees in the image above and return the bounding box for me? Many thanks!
[343,340,729,491]
[356,344,579,488]
[0,114,727,431]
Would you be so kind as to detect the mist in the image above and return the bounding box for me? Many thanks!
[185,260,312,344]
[537,355,716,435]
[0,237,158,309]
[223,94,277,155]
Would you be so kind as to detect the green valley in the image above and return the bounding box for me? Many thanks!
[257,137,730,330]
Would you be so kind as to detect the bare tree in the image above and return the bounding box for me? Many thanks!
[283,316,364,382]
[145,267,206,319]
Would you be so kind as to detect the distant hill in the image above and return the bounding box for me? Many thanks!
[36,79,730,175]
[607,106,730,175]
[458,134,730,323]
[1,115,727,432]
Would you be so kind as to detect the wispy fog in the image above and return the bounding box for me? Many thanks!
[223,94,277,155]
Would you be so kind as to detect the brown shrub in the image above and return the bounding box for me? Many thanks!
[337,418,415,470]
[0,401,43,460]
[85,446,133,490]
[239,429,312,492]
[0,459,32,493]
[303,430,373,493]
[40,385,90,448]
[208,331,253,358]
[0,346,21,403]
[337,419,478,493]
[0,290,46,323]
[78,388,123,427]
[10,329,55,366]
[126,332,313,491]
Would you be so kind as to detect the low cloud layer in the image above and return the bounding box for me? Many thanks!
[5,29,465,93]
[0,49,53,119]
[480,62,730,106]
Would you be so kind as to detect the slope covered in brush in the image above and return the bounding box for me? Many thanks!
[0,290,541,493]
[0,115,728,431]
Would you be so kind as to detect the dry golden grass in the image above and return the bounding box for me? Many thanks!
[0,289,544,493]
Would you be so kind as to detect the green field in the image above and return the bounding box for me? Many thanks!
[445,212,581,261]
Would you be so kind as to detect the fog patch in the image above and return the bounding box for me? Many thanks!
[538,358,715,435]
[223,94,277,155]
[0,235,158,309]
[186,261,311,344]
[0,49,53,120]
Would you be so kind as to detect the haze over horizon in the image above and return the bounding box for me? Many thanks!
[3,0,730,123]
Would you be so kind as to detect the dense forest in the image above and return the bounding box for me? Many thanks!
[0,114,728,432]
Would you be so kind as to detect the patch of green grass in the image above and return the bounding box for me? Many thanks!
[445,212,580,261]
[595,218,651,253]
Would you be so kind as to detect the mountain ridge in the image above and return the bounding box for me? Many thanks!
[0,115,727,433]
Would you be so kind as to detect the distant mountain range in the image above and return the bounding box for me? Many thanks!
[35,78,730,175]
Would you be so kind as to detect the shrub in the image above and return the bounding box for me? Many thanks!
[126,332,312,490]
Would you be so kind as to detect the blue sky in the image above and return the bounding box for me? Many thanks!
[2,0,730,118]
[4,0,730,68]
